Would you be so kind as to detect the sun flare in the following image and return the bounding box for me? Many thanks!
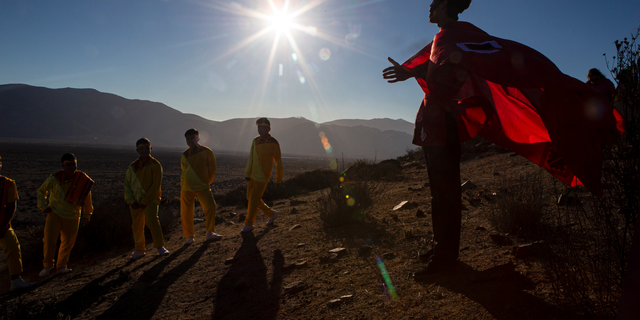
[268,12,293,33]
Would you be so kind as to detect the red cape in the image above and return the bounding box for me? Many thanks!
[404,21,623,194]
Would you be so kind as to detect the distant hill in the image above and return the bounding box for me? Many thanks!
[0,84,414,159]
[322,118,414,134]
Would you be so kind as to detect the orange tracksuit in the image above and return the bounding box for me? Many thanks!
[124,156,164,252]
[244,135,283,226]
[37,171,93,269]
[0,176,24,276]
[180,145,217,238]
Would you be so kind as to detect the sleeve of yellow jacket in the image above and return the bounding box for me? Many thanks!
[37,175,56,212]
[124,166,136,206]
[141,161,162,205]
[274,142,283,184]
[244,140,255,179]
[82,192,93,218]
[207,149,216,186]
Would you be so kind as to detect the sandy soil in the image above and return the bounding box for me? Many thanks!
[0,143,578,319]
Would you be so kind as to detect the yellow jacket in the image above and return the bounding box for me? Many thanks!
[124,156,162,206]
[244,135,283,183]
[181,145,217,192]
[37,171,93,219]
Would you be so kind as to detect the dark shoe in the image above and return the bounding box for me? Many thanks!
[418,248,434,262]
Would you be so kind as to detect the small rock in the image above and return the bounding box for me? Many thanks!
[284,281,306,295]
[289,224,302,231]
[512,241,546,259]
[490,233,514,246]
[290,207,299,215]
[193,218,205,223]
[329,247,346,254]
[475,226,487,231]
[225,258,236,265]
[382,252,395,260]
[327,299,342,308]
[224,221,235,226]
[295,260,307,267]
[461,181,478,192]
[340,294,354,301]
[393,201,409,211]
[296,243,306,248]
[416,209,426,217]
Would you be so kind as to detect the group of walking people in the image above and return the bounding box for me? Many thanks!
[0,118,282,291]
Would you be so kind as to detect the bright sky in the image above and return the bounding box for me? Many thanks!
[1,0,638,123]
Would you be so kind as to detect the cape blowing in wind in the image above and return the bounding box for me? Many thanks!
[404,21,624,194]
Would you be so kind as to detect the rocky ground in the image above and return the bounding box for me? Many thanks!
[0,142,581,319]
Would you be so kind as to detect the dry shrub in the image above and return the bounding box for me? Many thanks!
[543,26,640,318]
[315,181,375,227]
[489,172,549,237]
[344,159,402,181]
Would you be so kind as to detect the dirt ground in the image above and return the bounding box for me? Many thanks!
[0,143,579,319]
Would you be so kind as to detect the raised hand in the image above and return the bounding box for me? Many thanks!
[382,57,416,83]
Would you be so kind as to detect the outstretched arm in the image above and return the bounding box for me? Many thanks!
[382,57,417,83]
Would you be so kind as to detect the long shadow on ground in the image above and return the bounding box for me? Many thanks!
[53,259,154,318]
[418,262,575,320]
[212,231,284,320]
[96,242,209,319]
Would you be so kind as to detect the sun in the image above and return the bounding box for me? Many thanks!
[268,12,293,33]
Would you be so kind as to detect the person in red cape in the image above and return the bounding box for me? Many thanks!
[383,0,623,278]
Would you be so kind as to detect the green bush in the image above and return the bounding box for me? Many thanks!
[315,181,375,227]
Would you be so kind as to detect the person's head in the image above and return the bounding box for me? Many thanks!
[61,153,77,175]
[184,128,200,149]
[429,0,471,25]
[256,118,271,137]
[136,138,152,159]
[587,68,605,84]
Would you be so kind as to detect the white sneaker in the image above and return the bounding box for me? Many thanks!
[130,250,145,260]
[206,231,222,241]
[157,247,170,256]
[267,211,279,226]
[240,225,254,233]
[39,267,53,277]
[184,237,194,245]
[10,277,35,291]
[57,268,72,275]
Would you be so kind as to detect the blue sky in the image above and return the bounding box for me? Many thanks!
[1,0,638,123]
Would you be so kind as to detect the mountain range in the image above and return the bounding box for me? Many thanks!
[0,84,415,159]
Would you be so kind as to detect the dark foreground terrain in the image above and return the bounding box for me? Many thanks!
[0,142,578,319]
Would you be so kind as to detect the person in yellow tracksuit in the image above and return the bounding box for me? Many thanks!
[181,128,221,245]
[37,153,93,277]
[0,155,35,291]
[124,138,169,260]
[241,118,284,233]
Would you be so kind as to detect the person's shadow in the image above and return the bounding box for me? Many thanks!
[212,231,284,320]
[97,242,209,319]
[417,262,574,319]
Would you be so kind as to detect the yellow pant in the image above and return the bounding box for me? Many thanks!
[131,200,164,252]
[244,180,274,226]
[43,213,80,269]
[0,227,23,276]
[180,189,216,238]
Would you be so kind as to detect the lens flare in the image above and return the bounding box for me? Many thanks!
[319,48,331,61]
[347,198,356,206]
[291,52,298,62]
[279,63,283,76]
[330,160,338,170]
[376,256,399,301]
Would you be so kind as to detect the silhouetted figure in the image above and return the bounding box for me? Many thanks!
[586,68,616,103]
[383,0,622,279]
[180,128,222,245]
[125,138,169,260]
[240,118,283,234]
[0,155,35,291]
